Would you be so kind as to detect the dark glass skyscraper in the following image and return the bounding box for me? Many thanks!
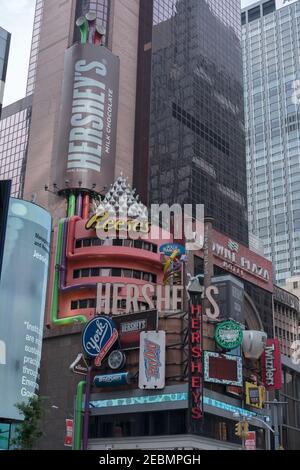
[0,96,32,198]
[134,0,248,245]
[0,27,11,118]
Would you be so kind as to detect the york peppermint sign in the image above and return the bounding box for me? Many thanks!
[55,43,120,193]
[82,316,118,367]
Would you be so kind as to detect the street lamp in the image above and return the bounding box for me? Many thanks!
[264,399,287,451]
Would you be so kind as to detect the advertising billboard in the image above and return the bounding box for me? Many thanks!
[261,339,282,390]
[55,43,120,193]
[139,331,166,390]
[113,310,158,350]
[204,352,243,387]
[245,382,265,409]
[82,316,118,367]
[0,180,11,280]
[0,199,51,420]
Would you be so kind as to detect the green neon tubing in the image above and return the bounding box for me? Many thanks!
[76,17,89,44]
[68,194,76,218]
[74,381,86,450]
[50,218,86,326]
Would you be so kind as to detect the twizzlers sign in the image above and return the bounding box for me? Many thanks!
[189,304,204,431]
[261,339,282,391]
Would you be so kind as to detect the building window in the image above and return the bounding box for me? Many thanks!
[73,267,157,283]
[71,298,96,310]
[248,6,261,23]
[75,238,158,253]
[263,0,275,17]
[293,282,298,289]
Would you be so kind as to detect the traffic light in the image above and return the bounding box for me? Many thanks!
[235,421,242,437]
[235,420,249,438]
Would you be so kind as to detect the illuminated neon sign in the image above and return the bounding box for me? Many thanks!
[89,393,259,419]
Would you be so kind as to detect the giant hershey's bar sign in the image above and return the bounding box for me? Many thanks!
[55,43,119,192]
[261,339,282,391]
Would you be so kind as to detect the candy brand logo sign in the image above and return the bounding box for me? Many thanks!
[121,320,146,333]
[86,211,150,233]
[261,339,282,390]
[85,318,109,354]
[144,340,161,380]
[265,343,277,387]
[82,317,118,366]
[67,59,110,173]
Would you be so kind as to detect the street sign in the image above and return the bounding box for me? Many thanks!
[245,431,256,451]
[64,419,73,447]
[69,353,88,376]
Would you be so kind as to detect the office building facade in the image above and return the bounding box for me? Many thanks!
[22,0,139,215]
[0,27,10,118]
[26,0,44,96]
[243,0,300,284]
[0,0,40,197]
[5,0,281,450]
[133,0,248,245]
[0,96,32,198]
[273,284,299,358]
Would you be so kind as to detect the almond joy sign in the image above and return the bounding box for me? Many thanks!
[82,316,118,367]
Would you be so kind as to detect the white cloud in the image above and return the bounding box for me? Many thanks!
[0,0,36,106]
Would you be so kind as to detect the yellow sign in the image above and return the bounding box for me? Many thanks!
[245,382,266,409]
[86,211,150,234]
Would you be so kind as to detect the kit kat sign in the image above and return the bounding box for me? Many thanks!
[261,339,282,391]
[198,230,273,293]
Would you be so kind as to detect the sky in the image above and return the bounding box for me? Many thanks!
[0,0,36,107]
[0,0,256,108]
